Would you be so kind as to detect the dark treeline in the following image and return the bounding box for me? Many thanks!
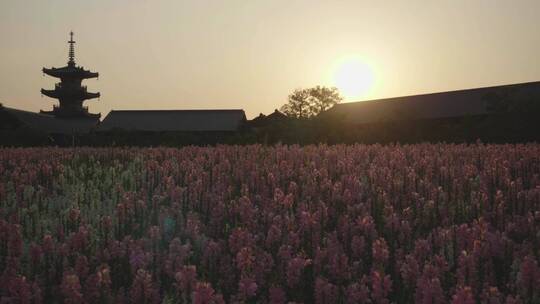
[1,111,539,147]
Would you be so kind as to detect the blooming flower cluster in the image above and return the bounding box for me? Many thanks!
[0,144,539,303]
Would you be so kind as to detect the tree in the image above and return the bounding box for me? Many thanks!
[308,86,343,115]
[280,89,311,119]
[280,86,342,118]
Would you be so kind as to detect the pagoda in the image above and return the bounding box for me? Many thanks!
[41,32,100,120]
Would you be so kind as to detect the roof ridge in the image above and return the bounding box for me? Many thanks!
[109,109,245,113]
[2,106,56,118]
[339,80,540,106]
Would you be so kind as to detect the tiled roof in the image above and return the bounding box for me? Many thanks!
[0,106,98,134]
[322,81,540,124]
[98,109,246,132]
[248,109,288,127]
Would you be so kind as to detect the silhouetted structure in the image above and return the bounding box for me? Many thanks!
[1,102,99,146]
[41,32,100,120]
[98,109,246,132]
[3,29,540,147]
[1,104,98,134]
[93,109,247,146]
[248,109,288,128]
[320,81,540,124]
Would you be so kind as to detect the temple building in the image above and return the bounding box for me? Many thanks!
[41,32,100,120]
[320,81,540,124]
[98,109,246,132]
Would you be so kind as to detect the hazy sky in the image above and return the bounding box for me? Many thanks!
[1,0,539,119]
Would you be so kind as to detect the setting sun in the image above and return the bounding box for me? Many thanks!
[331,57,375,101]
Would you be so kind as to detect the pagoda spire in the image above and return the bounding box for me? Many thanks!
[68,31,76,66]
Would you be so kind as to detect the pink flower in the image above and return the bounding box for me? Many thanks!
[60,270,83,304]
[74,255,89,280]
[7,224,22,257]
[350,235,366,258]
[481,286,503,304]
[266,224,282,249]
[130,269,158,304]
[175,265,197,295]
[83,274,102,302]
[228,228,254,254]
[282,193,294,209]
[4,274,32,304]
[269,285,287,304]
[68,226,89,252]
[129,250,148,272]
[238,275,258,299]
[192,282,225,304]
[286,256,311,288]
[372,238,389,267]
[451,286,475,304]
[148,225,161,241]
[68,208,81,223]
[236,247,255,272]
[504,295,522,304]
[314,277,339,304]
[41,234,55,254]
[274,188,285,204]
[101,215,113,231]
[29,242,43,266]
[346,280,370,304]
[415,265,445,304]
[400,255,420,287]
[371,270,392,304]
[97,264,112,288]
[516,255,540,300]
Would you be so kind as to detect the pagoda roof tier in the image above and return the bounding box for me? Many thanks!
[41,88,100,100]
[42,65,99,79]
[40,107,101,120]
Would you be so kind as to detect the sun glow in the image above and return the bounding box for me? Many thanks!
[331,57,375,101]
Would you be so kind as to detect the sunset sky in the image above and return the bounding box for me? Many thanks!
[1,0,539,119]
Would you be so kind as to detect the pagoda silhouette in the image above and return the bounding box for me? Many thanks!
[41,32,100,120]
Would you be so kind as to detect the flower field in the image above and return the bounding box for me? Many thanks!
[1,144,539,303]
